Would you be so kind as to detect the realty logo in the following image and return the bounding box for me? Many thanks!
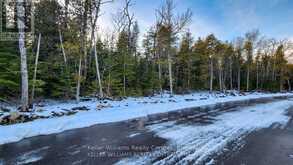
[0,0,34,41]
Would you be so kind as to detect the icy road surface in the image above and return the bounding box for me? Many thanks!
[117,99,293,165]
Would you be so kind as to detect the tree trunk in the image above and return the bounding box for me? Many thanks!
[237,65,241,91]
[246,66,250,91]
[256,62,259,90]
[223,73,226,92]
[31,33,41,103]
[93,38,103,98]
[157,49,163,95]
[107,70,111,96]
[76,0,89,102]
[210,58,213,92]
[167,50,173,96]
[158,59,162,95]
[153,30,162,95]
[280,79,283,92]
[280,68,283,92]
[288,79,291,91]
[64,0,69,28]
[187,57,191,89]
[229,57,233,90]
[90,0,103,98]
[272,60,276,81]
[123,54,126,96]
[218,61,222,91]
[17,0,29,111]
[59,28,71,99]
[59,29,67,64]
[76,57,82,102]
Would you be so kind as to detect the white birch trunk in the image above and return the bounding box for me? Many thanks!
[158,61,162,95]
[280,68,283,92]
[31,33,41,102]
[93,38,103,98]
[76,57,82,102]
[157,50,163,95]
[17,0,29,111]
[246,67,250,91]
[256,62,259,90]
[123,62,126,96]
[107,71,111,96]
[90,0,103,98]
[59,29,67,64]
[218,61,222,91]
[219,71,222,91]
[229,57,233,90]
[237,66,241,91]
[210,58,213,92]
[187,61,191,89]
[76,0,89,102]
[167,51,173,96]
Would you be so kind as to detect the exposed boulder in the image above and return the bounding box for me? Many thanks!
[0,112,35,125]
[168,99,176,103]
[0,107,11,112]
[71,106,89,111]
[185,98,196,102]
[9,111,20,123]
[51,111,66,117]
[97,104,113,110]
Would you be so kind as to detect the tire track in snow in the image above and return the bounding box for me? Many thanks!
[116,100,293,165]
[15,146,50,165]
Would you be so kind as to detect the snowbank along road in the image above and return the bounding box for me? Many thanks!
[1,96,293,165]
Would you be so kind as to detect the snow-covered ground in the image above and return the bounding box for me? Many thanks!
[0,91,292,145]
[117,99,293,165]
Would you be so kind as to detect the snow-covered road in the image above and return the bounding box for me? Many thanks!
[117,99,293,165]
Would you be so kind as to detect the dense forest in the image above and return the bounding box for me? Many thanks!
[1,0,293,111]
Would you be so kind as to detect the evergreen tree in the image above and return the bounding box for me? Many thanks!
[0,41,19,100]
[175,31,193,92]
[274,45,287,91]
[191,38,209,89]
[205,34,218,91]
[244,40,253,91]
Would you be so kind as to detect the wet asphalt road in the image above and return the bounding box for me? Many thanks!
[0,120,167,165]
[217,107,293,165]
[0,97,292,165]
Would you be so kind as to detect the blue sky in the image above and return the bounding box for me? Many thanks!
[98,0,293,41]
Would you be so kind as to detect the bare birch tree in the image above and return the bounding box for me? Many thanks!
[234,37,244,91]
[89,0,113,98]
[17,0,29,111]
[157,0,192,96]
[245,30,259,91]
[209,55,214,92]
[31,33,42,103]
[76,0,90,102]
[58,29,67,64]
[122,0,134,96]
[229,55,233,90]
